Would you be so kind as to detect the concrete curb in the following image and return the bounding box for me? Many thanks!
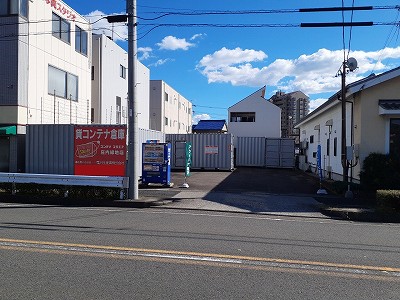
[320,205,400,223]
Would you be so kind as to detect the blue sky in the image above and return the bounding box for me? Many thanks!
[64,0,400,123]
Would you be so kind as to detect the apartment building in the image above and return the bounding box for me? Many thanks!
[0,0,91,171]
[149,80,193,134]
[91,34,150,129]
[269,91,310,138]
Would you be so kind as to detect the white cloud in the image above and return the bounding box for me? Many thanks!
[309,98,328,112]
[137,47,152,60]
[157,36,195,51]
[190,33,206,41]
[86,10,128,42]
[197,46,400,96]
[149,58,174,67]
[193,114,211,124]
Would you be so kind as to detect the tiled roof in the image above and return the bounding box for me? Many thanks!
[193,120,227,131]
[379,100,400,110]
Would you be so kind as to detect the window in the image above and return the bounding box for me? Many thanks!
[91,66,95,80]
[310,135,314,144]
[120,65,126,79]
[0,2,9,15]
[390,118,400,161]
[1,0,27,17]
[48,65,78,101]
[52,13,70,43]
[333,137,337,156]
[67,73,78,101]
[91,108,95,123]
[164,92,168,102]
[230,112,256,122]
[116,97,121,124]
[165,117,168,126]
[75,26,88,55]
[326,139,330,156]
[19,0,28,18]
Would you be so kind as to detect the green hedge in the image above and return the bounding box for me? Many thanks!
[359,153,400,191]
[376,190,400,212]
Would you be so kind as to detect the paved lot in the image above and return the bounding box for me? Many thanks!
[141,167,328,218]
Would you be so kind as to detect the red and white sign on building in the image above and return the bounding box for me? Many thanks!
[74,125,127,176]
[45,0,76,21]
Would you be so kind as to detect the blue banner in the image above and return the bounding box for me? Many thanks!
[317,144,323,180]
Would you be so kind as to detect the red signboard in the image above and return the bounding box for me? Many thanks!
[74,125,127,176]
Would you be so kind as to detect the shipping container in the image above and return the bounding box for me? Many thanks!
[166,133,234,171]
[236,137,266,167]
[26,125,166,177]
[26,124,74,174]
[266,138,295,168]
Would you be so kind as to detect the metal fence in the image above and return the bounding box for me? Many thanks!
[166,133,234,171]
[235,137,295,168]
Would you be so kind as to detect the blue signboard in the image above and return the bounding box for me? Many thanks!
[317,144,323,180]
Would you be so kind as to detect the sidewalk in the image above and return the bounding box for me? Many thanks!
[128,188,330,219]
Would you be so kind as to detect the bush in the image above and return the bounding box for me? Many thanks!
[359,153,400,191]
[376,190,400,212]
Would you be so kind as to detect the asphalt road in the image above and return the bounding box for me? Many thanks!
[0,203,399,299]
[171,167,320,195]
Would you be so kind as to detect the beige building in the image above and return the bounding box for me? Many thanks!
[295,67,400,182]
[149,80,193,134]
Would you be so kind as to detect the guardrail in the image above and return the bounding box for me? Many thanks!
[0,173,129,200]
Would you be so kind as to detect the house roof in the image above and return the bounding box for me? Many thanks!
[295,66,400,128]
[228,86,267,109]
[193,120,227,131]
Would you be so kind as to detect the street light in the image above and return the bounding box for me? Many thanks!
[106,1,138,200]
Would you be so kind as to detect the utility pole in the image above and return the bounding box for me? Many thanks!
[127,0,139,199]
[340,62,348,183]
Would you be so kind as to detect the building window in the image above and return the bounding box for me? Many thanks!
[19,0,28,18]
[230,112,256,122]
[310,135,314,144]
[75,26,88,55]
[0,0,28,17]
[116,97,122,124]
[326,139,330,156]
[91,108,95,123]
[164,92,168,102]
[390,118,400,161]
[48,65,78,101]
[91,66,95,80]
[333,137,337,156]
[0,2,8,15]
[165,117,168,126]
[120,65,126,79]
[52,12,70,43]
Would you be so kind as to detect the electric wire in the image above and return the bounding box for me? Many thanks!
[347,0,356,60]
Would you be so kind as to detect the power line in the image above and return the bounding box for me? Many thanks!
[137,5,397,21]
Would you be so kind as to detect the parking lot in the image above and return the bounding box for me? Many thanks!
[169,167,320,195]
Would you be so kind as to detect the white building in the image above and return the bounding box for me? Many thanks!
[91,34,150,129]
[228,86,281,140]
[295,67,400,182]
[149,80,193,134]
[0,0,91,171]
